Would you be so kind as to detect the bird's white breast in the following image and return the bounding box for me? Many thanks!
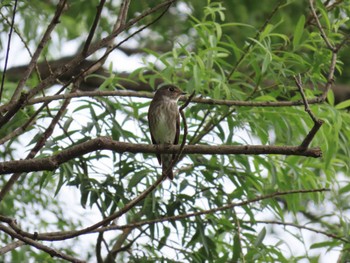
[152,98,177,144]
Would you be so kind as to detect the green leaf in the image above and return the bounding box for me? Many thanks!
[310,240,338,249]
[128,172,145,190]
[293,15,305,50]
[254,95,277,102]
[335,99,350,110]
[232,233,242,262]
[339,183,350,195]
[327,89,335,106]
[254,227,266,247]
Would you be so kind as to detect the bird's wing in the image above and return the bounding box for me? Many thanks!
[174,109,180,145]
[148,109,162,165]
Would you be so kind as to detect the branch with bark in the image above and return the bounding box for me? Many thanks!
[0,137,322,175]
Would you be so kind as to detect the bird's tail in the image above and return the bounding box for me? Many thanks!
[162,154,174,180]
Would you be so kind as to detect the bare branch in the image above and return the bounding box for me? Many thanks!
[114,0,132,31]
[321,51,337,100]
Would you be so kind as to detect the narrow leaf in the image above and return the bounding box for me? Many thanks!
[293,15,305,49]
[335,99,350,110]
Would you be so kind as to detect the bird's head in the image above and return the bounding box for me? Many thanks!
[154,85,186,101]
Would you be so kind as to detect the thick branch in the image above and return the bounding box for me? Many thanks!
[0,137,321,175]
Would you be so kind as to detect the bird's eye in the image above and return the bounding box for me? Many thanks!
[169,87,175,92]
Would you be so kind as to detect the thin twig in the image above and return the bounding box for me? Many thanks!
[309,0,335,51]
[233,208,246,263]
[0,86,75,201]
[82,0,107,56]
[0,0,18,102]
[9,0,67,103]
[0,224,85,262]
[77,0,171,93]
[189,109,211,144]
[226,0,286,80]
[25,90,325,108]
[294,75,320,123]
[253,220,349,243]
[1,188,329,242]
[320,51,337,100]
[294,75,324,149]
[114,0,131,32]
[0,240,24,254]
[25,0,177,100]
[165,91,195,178]
[82,0,131,80]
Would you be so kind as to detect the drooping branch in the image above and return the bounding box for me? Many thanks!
[0,224,85,262]
[1,188,328,242]
[95,190,330,232]
[0,137,321,175]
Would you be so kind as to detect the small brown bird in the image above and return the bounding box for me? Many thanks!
[148,85,186,179]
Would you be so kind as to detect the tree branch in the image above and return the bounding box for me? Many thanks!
[294,75,324,149]
[95,188,329,232]
[0,240,24,254]
[0,0,18,103]
[9,0,67,103]
[0,87,75,201]
[0,137,321,175]
[254,220,349,243]
[83,0,107,56]
[0,224,85,262]
[25,89,327,108]
[309,0,335,51]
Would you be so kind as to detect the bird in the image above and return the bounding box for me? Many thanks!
[148,85,186,179]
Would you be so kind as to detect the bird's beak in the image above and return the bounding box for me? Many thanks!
[178,88,186,95]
